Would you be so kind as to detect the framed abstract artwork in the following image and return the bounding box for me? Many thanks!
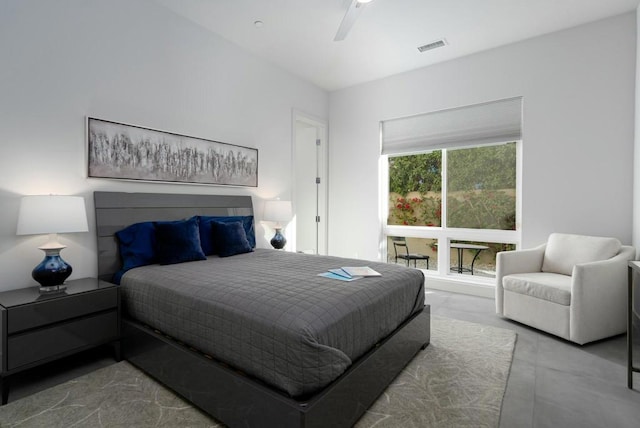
[87,117,258,187]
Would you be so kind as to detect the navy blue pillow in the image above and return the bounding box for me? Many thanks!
[155,218,207,265]
[198,215,255,255]
[211,221,253,257]
[113,221,157,284]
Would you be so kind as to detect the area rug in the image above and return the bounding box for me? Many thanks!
[0,316,516,427]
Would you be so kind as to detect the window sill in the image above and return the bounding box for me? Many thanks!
[422,271,495,299]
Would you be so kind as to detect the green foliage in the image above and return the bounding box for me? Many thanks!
[447,143,516,191]
[388,143,517,231]
[389,196,420,225]
[447,190,516,230]
[388,194,441,226]
[420,195,441,226]
[389,152,442,194]
[389,190,514,230]
[388,144,515,195]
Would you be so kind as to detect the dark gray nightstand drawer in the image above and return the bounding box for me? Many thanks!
[7,287,118,334]
[7,310,118,370]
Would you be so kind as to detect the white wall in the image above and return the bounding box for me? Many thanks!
[634,7,640,254]
[328,13,636,262]
[0,0,328,291]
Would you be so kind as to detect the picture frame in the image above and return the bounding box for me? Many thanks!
[86,117,258,187]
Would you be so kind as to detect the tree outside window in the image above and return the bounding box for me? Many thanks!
[387,142,517,276]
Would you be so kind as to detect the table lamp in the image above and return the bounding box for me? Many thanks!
[263,200,292,250]
[16,195,89,293]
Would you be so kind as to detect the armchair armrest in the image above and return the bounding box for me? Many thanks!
[495,243,546,315]
[570,245,635,344]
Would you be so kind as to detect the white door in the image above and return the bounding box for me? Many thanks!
[293,113,328,255]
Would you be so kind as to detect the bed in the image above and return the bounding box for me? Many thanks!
[95,191,430,428]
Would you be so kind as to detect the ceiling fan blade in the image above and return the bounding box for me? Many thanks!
[334,0,368,42]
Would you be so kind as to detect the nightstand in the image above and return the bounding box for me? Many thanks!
[0,277,120,404]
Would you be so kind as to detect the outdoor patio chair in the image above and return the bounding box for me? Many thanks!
[390,236,430,269]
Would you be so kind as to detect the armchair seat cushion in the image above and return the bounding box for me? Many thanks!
[541,233,621,276]
[503,272,572,306]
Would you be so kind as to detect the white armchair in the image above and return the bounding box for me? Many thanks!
[496,233,635,345]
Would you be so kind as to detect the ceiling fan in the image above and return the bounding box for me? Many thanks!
[334,0,374,41]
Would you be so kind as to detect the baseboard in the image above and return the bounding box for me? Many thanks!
[424,276,495,298]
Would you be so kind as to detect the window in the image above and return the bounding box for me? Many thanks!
[447,143,516,230]
[382,98,521,282]
[388,151,442,227]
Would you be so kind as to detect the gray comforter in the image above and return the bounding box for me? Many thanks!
[120,249,425,397]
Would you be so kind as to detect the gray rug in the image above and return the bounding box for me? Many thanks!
[0,316,516,427]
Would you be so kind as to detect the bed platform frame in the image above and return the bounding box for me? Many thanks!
[95,191,430,428]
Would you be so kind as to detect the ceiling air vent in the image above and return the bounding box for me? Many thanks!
[417,39,447,53]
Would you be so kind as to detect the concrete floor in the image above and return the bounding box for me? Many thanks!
[5,288,640,427]
[425,289,640,428]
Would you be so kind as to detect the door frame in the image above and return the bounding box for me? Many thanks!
[292,110,329,255]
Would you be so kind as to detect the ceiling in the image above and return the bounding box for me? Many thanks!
[154,0,640,91]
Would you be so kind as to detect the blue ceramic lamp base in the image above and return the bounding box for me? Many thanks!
[33,247,72,293]
[270,228,287,250]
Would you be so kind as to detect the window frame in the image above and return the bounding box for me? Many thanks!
[380,140,522,284]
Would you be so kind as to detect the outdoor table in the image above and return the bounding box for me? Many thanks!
[434,242,489,275]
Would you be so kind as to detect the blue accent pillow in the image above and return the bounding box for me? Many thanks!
[198,215,255,255]
[113,221,157,284]
[211,221,253,257]
[155,217,207,265]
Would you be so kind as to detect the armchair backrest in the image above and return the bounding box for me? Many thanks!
[541,233,622,276]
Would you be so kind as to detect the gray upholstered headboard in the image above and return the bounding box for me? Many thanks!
[94,191,254,282]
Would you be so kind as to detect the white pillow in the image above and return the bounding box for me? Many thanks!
[541,233,621,276]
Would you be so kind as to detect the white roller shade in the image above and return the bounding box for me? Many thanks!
[382,97,522,155]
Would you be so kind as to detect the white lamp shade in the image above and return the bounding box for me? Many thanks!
[17,195,89,235]
[263,200,292,223]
